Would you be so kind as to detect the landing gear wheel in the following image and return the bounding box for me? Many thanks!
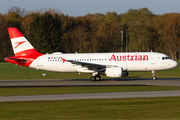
[152,76,157,80]
[95,76,101,81]
[90,76,96,81]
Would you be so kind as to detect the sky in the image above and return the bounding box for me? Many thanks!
[1,0,180,16]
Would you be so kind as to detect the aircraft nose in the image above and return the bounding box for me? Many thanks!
[171,60,178,68]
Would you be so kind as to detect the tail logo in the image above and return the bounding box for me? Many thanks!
[14,41,26,49]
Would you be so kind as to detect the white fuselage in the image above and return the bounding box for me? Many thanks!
[29,52,177,73]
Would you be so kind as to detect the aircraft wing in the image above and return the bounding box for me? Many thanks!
[68,60,106,67]
[62,58,117,71]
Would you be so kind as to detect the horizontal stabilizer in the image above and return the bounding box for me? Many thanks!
[5,57,27,62]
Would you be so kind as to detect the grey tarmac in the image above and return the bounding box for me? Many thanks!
[0,78,180,87]
[0,90,180,102]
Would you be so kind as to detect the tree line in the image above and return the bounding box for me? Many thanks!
[0,7,180,62]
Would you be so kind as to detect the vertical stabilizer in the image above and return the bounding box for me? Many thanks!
[8,27,42,56]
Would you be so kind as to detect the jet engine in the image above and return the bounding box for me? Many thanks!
[105,67,129,78]
[105,67,123,77]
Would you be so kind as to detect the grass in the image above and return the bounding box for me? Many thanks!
[0,60,180,80]
[0,62,92,79]
[0,97,180,119]
[1,86,180,96]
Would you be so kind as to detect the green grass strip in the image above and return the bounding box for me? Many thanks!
[0,97,180,119]
[1,86,180,96]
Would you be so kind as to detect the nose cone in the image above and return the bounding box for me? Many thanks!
[171,60,178,68]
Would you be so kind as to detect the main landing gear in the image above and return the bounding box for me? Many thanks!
[90,72,101,81]
[90,75,101,81]
[152,70,157,80]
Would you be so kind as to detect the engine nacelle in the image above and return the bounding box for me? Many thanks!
[105,67,123,78]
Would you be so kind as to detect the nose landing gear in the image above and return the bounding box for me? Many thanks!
[152,70,157,80]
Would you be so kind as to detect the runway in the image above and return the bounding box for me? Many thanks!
[0,90,180,102]
[1,78,180,102]
[1,78,180,87]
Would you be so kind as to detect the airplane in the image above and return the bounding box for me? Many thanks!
[5,27,178,81]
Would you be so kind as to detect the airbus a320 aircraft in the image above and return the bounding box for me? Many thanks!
[5,27,177,81]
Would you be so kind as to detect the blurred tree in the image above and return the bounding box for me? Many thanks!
[0,14,13,61]
[6,12,23,29]
[120,8,154,24]
[8,6,26,17]
[60,15,76,53]
[21,12,41,39]
[29,12,62,53]
[154,13,180,59]
[93,13,105,22]
[121,8,154,52]
[128,19,151,52]
[105,11,120,22]
[97,21,117,52]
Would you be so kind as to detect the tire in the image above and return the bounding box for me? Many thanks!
[90,76,96,81]
[152,76,156,80]
[95,76,101,81]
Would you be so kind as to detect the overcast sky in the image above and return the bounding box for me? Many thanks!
[1,0,180,16]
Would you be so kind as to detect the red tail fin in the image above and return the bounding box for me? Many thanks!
[6,27,43,67]
[8,27,42,57]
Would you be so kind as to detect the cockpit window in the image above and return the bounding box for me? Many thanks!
[162,57,170,60]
